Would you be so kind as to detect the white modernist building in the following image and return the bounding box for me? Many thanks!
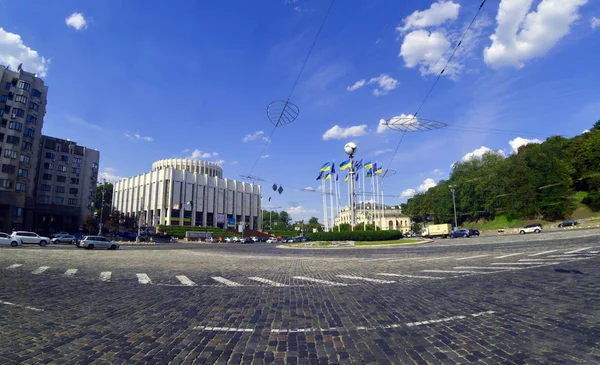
[113,159,261,229]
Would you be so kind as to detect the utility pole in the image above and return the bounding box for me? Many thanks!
[450,185,458,229]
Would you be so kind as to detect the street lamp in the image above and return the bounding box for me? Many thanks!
[99,179,106,235]
[344,142,357,230]
[449,185,458,229]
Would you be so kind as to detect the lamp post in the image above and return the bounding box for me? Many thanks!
[344,142,357,230]
[449,185,458,229]
[99,179,106,235]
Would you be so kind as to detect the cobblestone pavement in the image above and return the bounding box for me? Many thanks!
[1,231,600,364]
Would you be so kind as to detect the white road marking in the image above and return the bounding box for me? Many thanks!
[494,253,523,259]
[64,269,78,276]
[292,276,348,286]
[100,272,112,282]
[422,270,479,274]
[194,326,254,332]
[456,255,489,261]
[454,267,516,270]
[377,273,444,280]
[248,277,287,287]
[564,247,592,254]
[491,262,545,265]
[0,300,44,312]
[336,275,395,284]
[136,273,152,285]
[418,256,453,261]
[212,276,243,287]
[590,251,599,254]
[176,275,197,286]
[528,250,559,257]
[32,266,49,275]
[547,254,591,258]
[7,264,22,269]
[519,259,568,262]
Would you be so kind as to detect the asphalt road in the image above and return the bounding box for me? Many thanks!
[1,230,599,364]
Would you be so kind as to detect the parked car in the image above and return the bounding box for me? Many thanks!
[51,235,77,245]
[497,228,506,233]
[79,236,120,250]
[11,231,50,246]
[250,236,258,242]
[451,229,471,238]
[519,224,542,234]
[51,231,70,239]
[266,237,277,244]
[224,237,234,243]
[0,232,22,247]
[558,220,578,228]
[242,238,254,244]
[205,237,215,243]
[468,229,480,236]
[232,237,241,242]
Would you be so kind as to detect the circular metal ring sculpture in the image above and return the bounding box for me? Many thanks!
[384,115,447,132]
[380,169,397,179]
[267,100,300,127]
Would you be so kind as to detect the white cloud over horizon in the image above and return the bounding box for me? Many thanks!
[243,130,270,143]
[418,178,437,192]
[374,148,393,156]
[508,137,542,154]
[125,133,153,142]
[462,146,504,161]
[397,0,461,32]
[400,29,454,76]
[346,80,366,91]
[187,149,219,159]
[400,188,417,198]
[591,17,600,29]
[346,74,398,95]
[65,13,88,31]
[0,27,49,77]
[100,167,124,183]
[322,125,368,140]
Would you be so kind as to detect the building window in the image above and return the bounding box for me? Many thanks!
[3,105,10,113]
[16,182,26,191]
[14,94,27,104]
[28,102,39,112]
[1,118,6,127]
[56,175,66,183]
[4,82,10,90]
[45,152,55,159]
[17,81,30,91]
[92,162,98,170]
[1,164,16,173]
[38,195,50,204]
[54,197,64,204]
[0,179,13,188]
[31,89,42,98]
[26,114,37,125]
[44,162,54,170]
[73,157,82,164]
[68,198,77,205]
[69,188,78,195]
[70,177,80,184]
[6,135,19,145]
[17,168,27,178]
[55,186,65,193]
[42,173,52,180]
[0,109,3,117]
[19,154,30,164]
[21,141,32,151]
[12,108,25,117]
[55,144,61,152]
[41,184,51,191]
[0,133,4,142]
[60,155,69,162]
[4,149,17,159]
[8,121,22,131]
[12,206,22,217]
[24,127,34,138]
[56,165,67,172]
[0,95,7,103]
[71,167,81,174]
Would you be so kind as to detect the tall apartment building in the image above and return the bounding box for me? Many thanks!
[0,65,48,232]
[33,136,100,233]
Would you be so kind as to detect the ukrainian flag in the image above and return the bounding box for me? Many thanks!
[364,161,373,170]
[366,170,373,178]
[339,159,351,170]
[320,162,331,172]
[323,172,331,180]
[316,171,324,180]
[344,174,349,183]
[376,166,383,175]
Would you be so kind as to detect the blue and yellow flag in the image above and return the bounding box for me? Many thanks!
[320,162,331,172]
[344,174,349,183]
[323,172,331,180]
[316,171,323,180]
[339,159,351,170]
[376,166,383,175]
[364,161,373,170]
[355,159,363,170]
[366,170,373,178]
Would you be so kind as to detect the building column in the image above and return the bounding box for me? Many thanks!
[191,183,197,227]
[166,180,172,226]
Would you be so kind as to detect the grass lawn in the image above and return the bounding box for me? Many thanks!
[354,239,424,246]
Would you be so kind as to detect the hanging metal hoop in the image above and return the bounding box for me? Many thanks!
[384,115,447,132]
[267,100,300,127]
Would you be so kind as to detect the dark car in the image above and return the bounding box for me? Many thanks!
[468,229,480,236]
[558,220,578,228]
[451,229,471,238]
[242,238,254,244]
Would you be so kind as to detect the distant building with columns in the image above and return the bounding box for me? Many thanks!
[112,159,261,230]
[334,203,411,233]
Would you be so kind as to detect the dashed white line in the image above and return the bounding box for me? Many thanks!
[491,262,545,266]
[528,250,559,257]
[32,266,49,275]
[136,273,152,285]
[64,269,78,276]
[422,270,478,274]
[377,273,444,280]
[336,275,395,284]
[564,247,592,254]
[456,255,489,261]
[454,267,516,271]
[248,277,287,287]
[212,276,243,287]
[100,271,112,282]
[519,259,566,262]
[176,275,197,286]
[7,264,22,269]
[0,300,45,312]
[494,253,523,259]
[292,276,348,286]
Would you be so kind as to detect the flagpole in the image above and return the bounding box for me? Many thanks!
[381,176,385,230]
[375,171,380,230]
[329,174,334,232]
[322,179,328,232]
[362,166,366,231]
[335,174,340,231]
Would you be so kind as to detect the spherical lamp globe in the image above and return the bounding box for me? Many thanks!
[344,142,357,156]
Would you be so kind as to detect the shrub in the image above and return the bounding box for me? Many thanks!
[308,230,402,242]
[583,190,600,211]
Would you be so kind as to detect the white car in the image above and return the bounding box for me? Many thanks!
[11,231,50,246]
[0,232,22,247]
[224,237,234,243]
[80,236,120,250]
[519,224,542,234]
[250,236,259,242]
[266,237,277,244]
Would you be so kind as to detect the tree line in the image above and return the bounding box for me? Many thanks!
[404,121,600,225]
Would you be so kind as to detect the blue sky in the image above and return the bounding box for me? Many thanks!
[1,0,599,222]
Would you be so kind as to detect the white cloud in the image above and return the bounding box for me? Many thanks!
[483,0,588,69]
[0,27,50,77]
[582,129,590,134]
[462,146,504,161]
[592,17,600,29]
[66,13,88,31]
[377,119,389,134]
[398,0,461,32]
[187,149,214,159]
[374,148,393,156]
[243,130,270,143]
[378,114,417,133]
[432,168,443,175]
[260,154,270,159]
[288,206,319,219]
[508,137,542,154]
[346,79,366,91]
[212,152,219,157]
[231,161,239,165]
[322,125,368,140]
[99,168,124,183]
[400,188,417,198]
[125,133,153,142]
[302,187,315,192]
[418,178,437,192]
[400,29,454,76]
[213,159,225,165]
[368,74,398,96]
[67,116,103,131]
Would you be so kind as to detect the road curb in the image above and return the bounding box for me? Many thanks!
[277,239,432,249]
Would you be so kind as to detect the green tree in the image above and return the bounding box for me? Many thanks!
[83,215,98,234]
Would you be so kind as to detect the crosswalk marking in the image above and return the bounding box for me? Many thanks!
[454,267,516,270]
[176,275,197,286]
[491,262,544,265]
[64,269,78,276]
[494,253,522,259]
[528,250,559,257]
[564,247,592,254]
[336,275,395,284]
[7,264,22,269]
[100,272,112,282]
[422,269,478,274]
[519,259,567,262]
[136,273,152,285]
[212,276,243,287]
[248,277,287,287]
[456,255,489,261]
[377,273,444,280]
[32,266,49,275]
[293,276,348,286]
